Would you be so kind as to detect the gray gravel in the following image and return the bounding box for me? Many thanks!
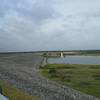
[0,53,99,100]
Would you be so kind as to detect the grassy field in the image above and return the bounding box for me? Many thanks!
[40,64,100,98]
[0,81,39,100]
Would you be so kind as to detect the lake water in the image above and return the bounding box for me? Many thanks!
[48,56,100,65]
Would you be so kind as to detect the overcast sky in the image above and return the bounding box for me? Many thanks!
[0,0,100,52]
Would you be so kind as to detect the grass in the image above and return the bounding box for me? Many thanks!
[40,64,100,98]
[0,81,39,100]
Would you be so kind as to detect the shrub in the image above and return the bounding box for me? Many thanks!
[94,77,100,80]
[79,82,92,87]
[65,79,71,82]
[48,69,56,74]
[48,69,57,78]
[58,74,72,82]
[90,66,100,69]
[92,75,100,78]
[65,66,76,69]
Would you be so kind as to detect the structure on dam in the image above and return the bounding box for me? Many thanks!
[61,52,64,57]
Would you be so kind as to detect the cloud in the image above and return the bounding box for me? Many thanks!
[0,0,100,52]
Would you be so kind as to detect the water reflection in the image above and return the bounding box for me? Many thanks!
[48,56,100,65]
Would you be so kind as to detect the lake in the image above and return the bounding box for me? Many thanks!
[47,56,100,65]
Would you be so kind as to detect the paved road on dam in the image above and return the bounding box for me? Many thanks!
[0,53,99,100]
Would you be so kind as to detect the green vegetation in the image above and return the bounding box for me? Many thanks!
[40,64,100,98]
[0,81,39,100]
[79,50,100,56]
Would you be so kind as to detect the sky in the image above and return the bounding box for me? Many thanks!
[0,0,100,52]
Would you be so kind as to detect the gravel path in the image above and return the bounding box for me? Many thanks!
[0,53,99,100]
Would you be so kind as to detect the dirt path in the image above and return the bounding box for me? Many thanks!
[0,53,99,100]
